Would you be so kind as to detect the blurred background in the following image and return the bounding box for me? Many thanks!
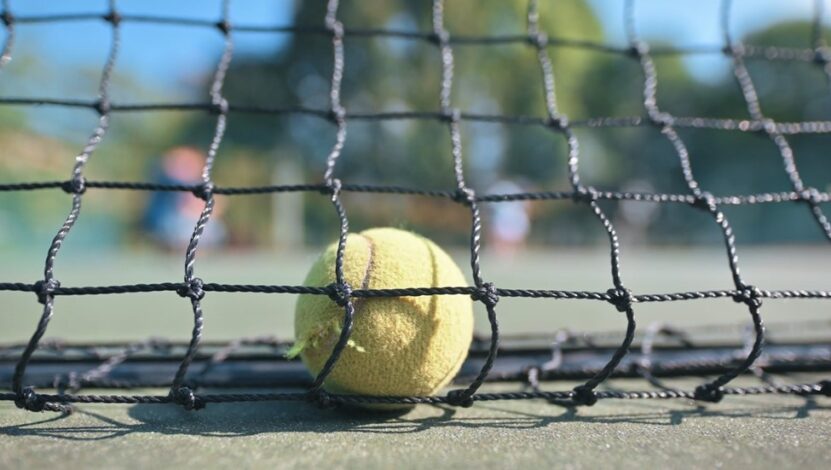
[1,0,829,342]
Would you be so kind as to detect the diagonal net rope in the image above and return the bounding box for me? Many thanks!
[0,0,829,412]
[165,0,235,412]
[6,0,121,414]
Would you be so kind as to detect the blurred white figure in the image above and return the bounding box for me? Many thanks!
[618,179,659,244]
[487,179,531,257]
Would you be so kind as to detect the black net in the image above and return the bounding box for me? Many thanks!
[0,0,830,413]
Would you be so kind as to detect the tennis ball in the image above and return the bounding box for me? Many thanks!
[290,227,473,400]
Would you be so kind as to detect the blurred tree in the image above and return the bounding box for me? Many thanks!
[533,21,831,245]
[646,22,831,243]
[191,0,607,245]
[7,2,826,248]
[183,1,831,246]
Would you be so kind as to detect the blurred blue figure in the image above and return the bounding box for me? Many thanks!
[141,146,227,250]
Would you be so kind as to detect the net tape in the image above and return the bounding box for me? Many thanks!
[0,0,829,412]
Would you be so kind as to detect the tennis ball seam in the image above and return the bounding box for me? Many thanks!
[358,232,374,291]
[417,234,470,391]
[350,232,375,311]
[359,230,469,393]
[359,229,435,316]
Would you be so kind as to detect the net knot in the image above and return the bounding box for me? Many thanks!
[571,385,598,406]
[329,105,346,123]
[606,287,633,312]
[732,284,762,309]
[216,20,231,35]
[694,383,724,403]
[471,282,499,307]
[547,115,569,130]
[93,98,112,115]
[629,40,649,57]
[572,186,598,203]
[723,43,745,57]
[650,110,674,127]
[14,387,72,414]
[819,380,831,397]
[431,29,450,45]
[327,281,353,307]
[446,389,474,407]
[191,181,214,202]
[1,11,13,26]
[14,388,69,414]
[308,389,336,408]
[104,11,122,26]
[15,387,47,412]
[33,279,60,305]
[322,178,342,200]
[453,187,476,206]
[692,191,717,212]
[192,182,214,201]
[441,107,462,123]
[173,386,205,410]
[210,97,229,115]
[529,32,548,48]
[325,18,344,38]
[177,278,206,301]
[800,187,822,205]
[759,118,778,134]
[814,47,831,65]
[61,176,87,195]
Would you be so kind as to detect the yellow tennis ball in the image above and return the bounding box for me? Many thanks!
[291,227,474,400]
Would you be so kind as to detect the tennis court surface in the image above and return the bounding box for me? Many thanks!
[2,249,830,468]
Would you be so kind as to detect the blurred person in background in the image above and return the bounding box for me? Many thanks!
[486,179,531,257]
[141,146,227,251]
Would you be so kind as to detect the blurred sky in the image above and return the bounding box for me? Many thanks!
[3,0,822,96]
[595,0,819,82]
[4,0,295,94]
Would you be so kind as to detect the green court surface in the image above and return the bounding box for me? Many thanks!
[1,378,829,469]
[1,247,829,468]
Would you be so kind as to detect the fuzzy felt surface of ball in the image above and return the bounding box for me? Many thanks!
[292,227,474,398]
